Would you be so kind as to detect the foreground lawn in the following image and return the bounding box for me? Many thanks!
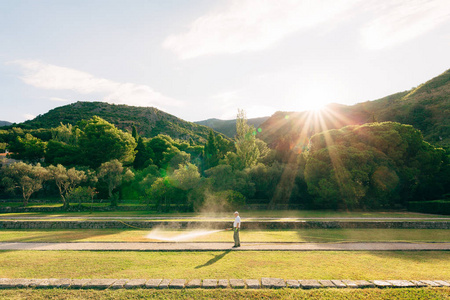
[0,288,449,300]
[1,209,447,220]
[1,251,449,280]
[1,229,449,243]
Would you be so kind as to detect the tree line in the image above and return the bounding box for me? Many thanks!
[1,111,449,211]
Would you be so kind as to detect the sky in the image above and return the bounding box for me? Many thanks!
[0,0,449,124]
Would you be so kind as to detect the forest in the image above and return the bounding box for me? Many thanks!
[1,108,449,212]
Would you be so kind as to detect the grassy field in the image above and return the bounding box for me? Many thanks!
[1,228,449,243]
[1,251,449,280]
[0,288,449,300]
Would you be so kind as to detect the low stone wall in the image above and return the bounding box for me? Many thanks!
[1,220,449,230]
[1,277,448,289]
[0,206,149,213]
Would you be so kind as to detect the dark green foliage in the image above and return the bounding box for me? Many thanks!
[133,137,154,170]
[205,164,255,199]
[78,116,136,169]
[45,140,80,166]
[408,200,450,215]
[305,122,449,209]
[8,134,46,163]
[14,101,223,144]
[203,130,220,170]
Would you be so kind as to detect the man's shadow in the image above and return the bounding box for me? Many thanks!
[195,250,231,269]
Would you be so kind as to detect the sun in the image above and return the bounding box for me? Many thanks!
[294,86,334,113]
[304,101,327,112]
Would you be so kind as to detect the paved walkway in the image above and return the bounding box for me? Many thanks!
[0,278,449,289]
[1,242,449,251]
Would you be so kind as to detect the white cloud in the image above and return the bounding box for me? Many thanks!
[23,113,35,120]
[10,60,183,108]
[163,0,360,59]
[361,0,450,50]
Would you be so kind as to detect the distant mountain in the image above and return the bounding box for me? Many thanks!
[195,116,269,138]
[16,101,222,143]
[259,69,450,150]
[0,121,12,127]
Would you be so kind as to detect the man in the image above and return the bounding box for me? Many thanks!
[233,211,241,248]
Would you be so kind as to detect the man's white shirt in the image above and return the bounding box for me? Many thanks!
[233,216,241,228]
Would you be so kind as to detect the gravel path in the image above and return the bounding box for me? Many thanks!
[1,242,449,251]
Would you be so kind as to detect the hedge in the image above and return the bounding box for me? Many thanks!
[407,200,450,215]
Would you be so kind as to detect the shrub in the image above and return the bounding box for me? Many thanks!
[407,200,450,215]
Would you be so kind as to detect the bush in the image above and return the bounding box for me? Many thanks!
[66,186,97,207]
[407,200,450,215]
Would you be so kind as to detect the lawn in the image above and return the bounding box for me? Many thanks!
[0,288,449,300]
[1,228,449,243]
[1,251,449,280]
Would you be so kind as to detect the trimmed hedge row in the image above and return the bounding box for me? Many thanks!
[408,200,450,215]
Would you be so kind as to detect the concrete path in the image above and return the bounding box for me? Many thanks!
[1,242,450,251]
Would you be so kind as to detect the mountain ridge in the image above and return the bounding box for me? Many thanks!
[13,101,222,143]
[0,121,12,127]
[258,69,450,150]
[195,116,269,138]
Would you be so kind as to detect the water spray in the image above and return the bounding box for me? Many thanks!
[145,229,225,242]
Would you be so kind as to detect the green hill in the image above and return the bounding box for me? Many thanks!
[17,101,220,143]
[195,116,269,138]
[259,69,450,150]
[0,121,12,127]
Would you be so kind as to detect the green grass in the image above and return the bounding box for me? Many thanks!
[1,251,449,280]
[0,288,449,300]
[1,229,449,243]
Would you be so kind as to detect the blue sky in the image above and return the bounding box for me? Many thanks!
[1,0,449,123]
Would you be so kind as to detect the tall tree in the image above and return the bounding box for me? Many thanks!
[133,137,154,170]
[227,109,260,170]
[78,116,136,168]
[97,159,134,206]
[203,130,219,170]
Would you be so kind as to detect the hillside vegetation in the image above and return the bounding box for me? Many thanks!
[195,116,269,138]
[14,102,217,143]
[259,69,450,151]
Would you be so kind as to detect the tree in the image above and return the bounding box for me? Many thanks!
[1,162,50,206]
[97,159,127,206]
[78,116,136,168]
[171,163,201,191]
[45,140,80,166]
[227,109,260,170]
[203,130,219,170]
[8,133,46,163]
[66,186,97,207]
[205,164,255,199]
[304,122,448,209]
[131,125,139,140]
[133,137,154,170]
[47,164,87,208]
[147,135,172,168]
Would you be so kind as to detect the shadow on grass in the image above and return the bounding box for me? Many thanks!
[195,250,231,269]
